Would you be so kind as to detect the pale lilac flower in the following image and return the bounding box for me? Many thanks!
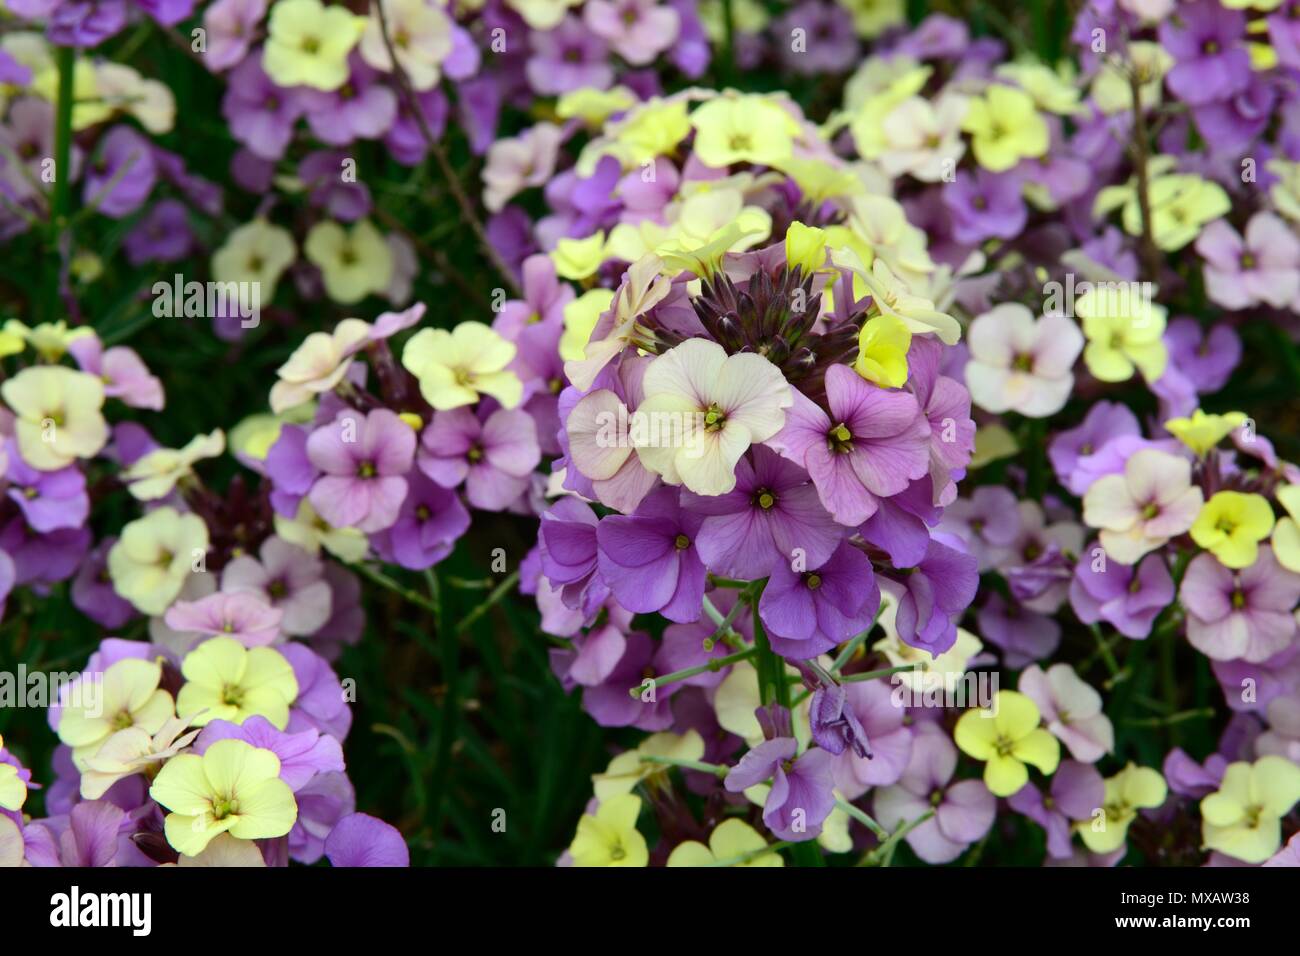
[1196,212,1300,310]
[596,486,706,624]
[67,337,164,410]
[977,592,1060,669]
[326,813,409,867]
[1070,550,1174,639]
[1163,318,1241,395]
[482,122,564,213]
[307,409,416,533]
[221,536,334,636]
[965,303,1082,417]
[1008,760,1105,859]
[725,735,835,842]
[830,678,914,799]
[1019,663,1114,763]
[418,406,540,512]
[1181,546,1300,663]
[202,0,267,72]
[526,16,613,94]
[584,0,680,66]
[368,473,470,571]
[163,591,284,647]
[872,721,995,864]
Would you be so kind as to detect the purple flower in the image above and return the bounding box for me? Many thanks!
[384,87,448,166]
[4,444,88,533]
[325,812,409,867]
[526,15,613,95]
[265,424,317,518]
[44,0,128,48]
[725,735,836,842]
[1193,76,1277,151]
[493,253,573,341]
[164,591,284,647]
[682,446,841,580]
[578,631,674,729]
[1181,546,1300,663]
[307,408,415,534]
[771,364,931,526]
[418,405,540,512]
[1007,760,1105,859]
[939,485,1021,572]
[891,533,979,657]
[907,336,975,504]
[1163,318,1241,394]
[221,535,334,636]
[1195,212,1300,311]
[830,678,914,798]
[1071,549,1174,639]
[759,539,880,659]
[23,800,126,867]
[1046,400,1138,494]
[71,539,136,629]
[809,682,869,758]
[539,497,610,617]
[1159,0,1251,107]
[369,472,470,571]
[297,149,372,222]
[196,716,344,791]
[83,126,156,219]
[301,55,398,146]
[976,591,1060,668]
[774,1,857,74]
[123,199,194,265]
[222,56,306,161]
[66,338,164,411]
[872,721,996,863]
[282,643,352,740]
[585,0,680,66]
[288,771,354,864]
[943,168,1027,244]
[596,486,706,624]
[202,0,266,71]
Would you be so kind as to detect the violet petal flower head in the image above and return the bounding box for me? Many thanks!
[1159,0,1251,107]
[539,496,610,616]
[682,446,841,580]
[830,678,914,798]
[1007,759,1105,859]
[325,812,410,867]
[944,168,1028,244]
[596,486,706,624]
[759,539,880,660]
[1163,318,1241,394]
[892,533,979,657]
[1019,663,1114,763]
[771,364,931,526]
[221,535,335,636]
[163,590,284,647]
[418,405,541,512]
[307,408,416,534]
[1070,549,1174,639]
[368,472,471,571]
[1181,546,1300,663]
[83,126,157,219]
[724,736,836,842]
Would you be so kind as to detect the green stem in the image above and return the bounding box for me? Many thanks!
[47,44,75,323]
[355,562,441,616]
[835,797,889,841]
[859,809,935,867]
[829,601,889,673]
[1088,623,1122,678]
[628,645,757,698]
[639,755,727,778]
[454,569,520,635]
[1122,708,1214,729]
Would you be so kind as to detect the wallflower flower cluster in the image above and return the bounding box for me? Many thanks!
[1,0,1300,871]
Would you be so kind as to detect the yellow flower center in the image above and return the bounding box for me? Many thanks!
[674,534,691,550]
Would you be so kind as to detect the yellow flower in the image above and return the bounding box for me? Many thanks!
[995,61,1081,115]
[1090,42,1171,114]
[2,319,95,361]
[274,498,370,563]
[559,289,615,362]
[592,731,705,801]
[108,507,210,615]
[304,219,394,305]
[1270,484,1300,574]
[176,637,299,730]
[270,317,372,413]
[212,218,296,300]
[1078,763,1167,854]
[402,320,521,410]
[772,157,864,205]
[2,365,109,469]
[1164,409,1248,458]
[557,86,637,127]
[550,231,607,281]
[262,0,365,92]
[32,57,111,130]
[95,62,175,134]
[690,94,801,169]
[654,189,771,277]
[667,819,784,867]
[1191,491,1275,569]
[854,313,912,388]
[56,658,175,771]
[150,738,298,857]
[599,97,691,170]
[961,85,1049,172]
[569,793,648,867]
[506,0,580,30]
[1201,756,1300,864]
[0,734,26,811]
[358,0,453,91]
[846,253,961,345]
[123,430,226,501]
[80,715,200,800]
[838,0,906,38]
[784,221,830,277]
[1077,286,1167,383]
[954,690,1060,797]
[1097,172,1230,251]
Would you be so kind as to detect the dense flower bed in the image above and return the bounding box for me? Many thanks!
[1,0,1300,868]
